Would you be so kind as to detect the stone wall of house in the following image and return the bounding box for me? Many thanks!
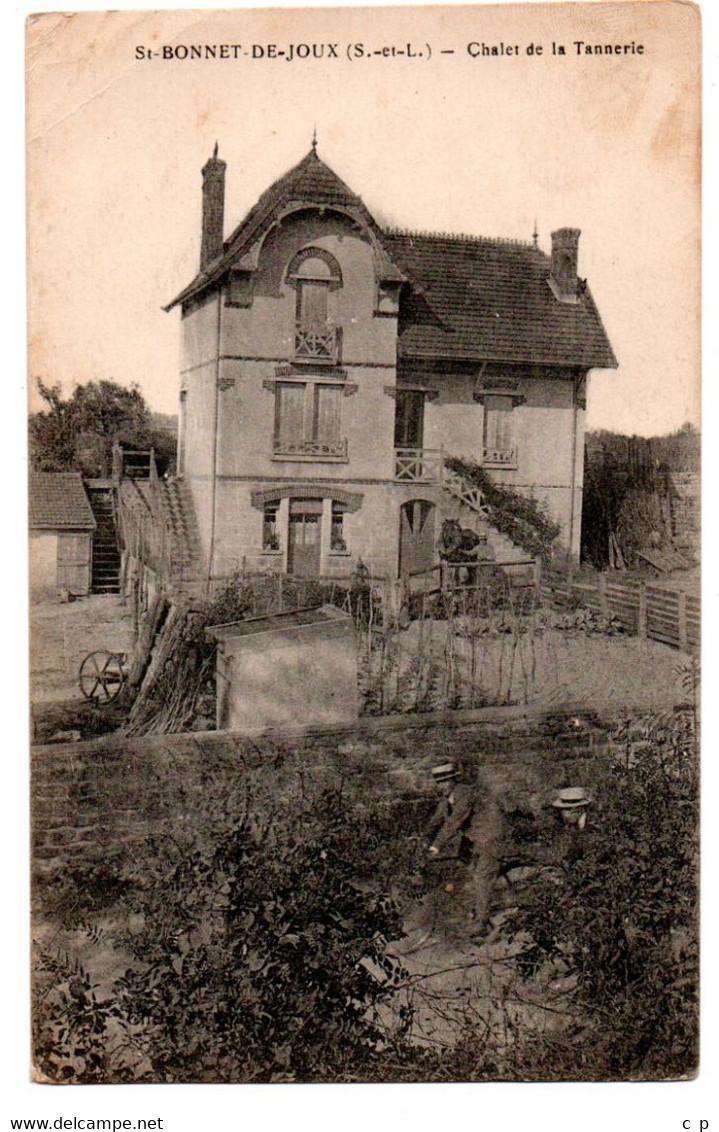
[32,708,634,883]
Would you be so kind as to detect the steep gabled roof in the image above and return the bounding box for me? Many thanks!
[166,148,617,370]
[385,232,617,370]
[29,473,96,531]
[165,148,403,312]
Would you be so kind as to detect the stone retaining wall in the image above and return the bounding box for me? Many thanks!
[31,705,646,884]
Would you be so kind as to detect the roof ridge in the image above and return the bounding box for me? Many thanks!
[383,227,535,248]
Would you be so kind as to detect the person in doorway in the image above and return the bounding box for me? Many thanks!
[427,762,504,940]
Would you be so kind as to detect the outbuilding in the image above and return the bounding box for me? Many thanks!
[205,605,358,733]
[29,472,96,600]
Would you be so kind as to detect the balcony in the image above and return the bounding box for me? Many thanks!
[394,448,443,483]
[482,446,518,469]
[273,437,348,461]
[294,324,341,365]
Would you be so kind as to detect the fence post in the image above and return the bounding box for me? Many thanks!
[678,590,688,652]
[598,572,608,617]
[637,579,647,639]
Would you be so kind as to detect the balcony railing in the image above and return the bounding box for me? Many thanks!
[274,437,348,459]
[294,325,341,364]
[394,446,520,484]
[482,446,518,468]
[394,448,443,482]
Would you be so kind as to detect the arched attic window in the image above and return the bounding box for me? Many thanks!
[286,248,343,364]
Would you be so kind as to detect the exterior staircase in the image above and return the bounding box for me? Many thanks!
[86,484,121,594]
[120,449,153,479]
[439,461,533,568]
[160,477,204,585]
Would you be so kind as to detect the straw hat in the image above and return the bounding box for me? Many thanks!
[432,762,458,784]
[551,786,590,809]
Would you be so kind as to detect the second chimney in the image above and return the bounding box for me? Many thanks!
[550,228,581,302]
[201,144,226,270]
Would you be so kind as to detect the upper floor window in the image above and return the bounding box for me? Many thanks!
[286,248,342,365]
[482,395,518,468]
[274,380,347,460]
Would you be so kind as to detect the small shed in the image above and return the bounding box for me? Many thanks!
[29,473,96,600]
[206,605,358,734]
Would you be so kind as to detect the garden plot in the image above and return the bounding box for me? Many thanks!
[362,618,690,714]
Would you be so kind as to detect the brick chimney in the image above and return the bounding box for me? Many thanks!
[550,227,581,302]
[200,143,226,270]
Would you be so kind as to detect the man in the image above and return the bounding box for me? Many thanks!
[427,762,504,940]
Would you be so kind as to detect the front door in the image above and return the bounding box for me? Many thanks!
[288,499,322,577]
[399,499,436,576]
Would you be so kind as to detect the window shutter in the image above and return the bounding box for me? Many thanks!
[298,281,328,331]
[276,383,306,444]
[314,384,342,444]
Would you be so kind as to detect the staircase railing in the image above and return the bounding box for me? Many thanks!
[440,456,488,517]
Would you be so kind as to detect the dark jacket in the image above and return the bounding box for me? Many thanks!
[429,784,502,865]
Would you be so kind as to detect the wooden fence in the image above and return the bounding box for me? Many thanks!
[541,571,699,653]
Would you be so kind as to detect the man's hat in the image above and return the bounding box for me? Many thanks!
[432,762,458,783]
[551,786,590,809]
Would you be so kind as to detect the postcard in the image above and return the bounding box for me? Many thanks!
[26,1,701,1090]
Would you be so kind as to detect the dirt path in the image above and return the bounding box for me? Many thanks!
[30,595,135,704]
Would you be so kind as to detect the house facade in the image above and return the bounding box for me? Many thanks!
[165,144,616,584]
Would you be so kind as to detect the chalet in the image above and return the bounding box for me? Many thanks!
[162,143,616,586]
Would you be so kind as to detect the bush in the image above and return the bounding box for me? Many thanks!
[445,456,560,560]
[505,709,698,1079]
[106,790,417,1082]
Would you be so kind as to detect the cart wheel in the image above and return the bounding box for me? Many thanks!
[78,650,125,703]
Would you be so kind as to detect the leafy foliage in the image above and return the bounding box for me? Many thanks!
[445,455,561,560]
[33,712,698,1083]
[107,790,417,1082]
[29,378,175,478]
[582,426,700,568]
[505,709,699,1080]
[33,950,126,1083]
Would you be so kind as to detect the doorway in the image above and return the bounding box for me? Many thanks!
[399,499,436,576]
[394,390,425,449]
[288,499,322,577]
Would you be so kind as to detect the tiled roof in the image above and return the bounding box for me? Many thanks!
[165,149,394,311]
[29,473,96,531]
[223,148,365,250]
[384,232,617,369]
[166,150,617,370]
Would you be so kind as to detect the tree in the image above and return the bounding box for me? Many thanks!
[29,379,174,478]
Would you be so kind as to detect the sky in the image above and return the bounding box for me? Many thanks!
[26,2,700,437]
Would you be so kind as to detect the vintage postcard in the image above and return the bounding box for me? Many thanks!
[26,1,701,1091]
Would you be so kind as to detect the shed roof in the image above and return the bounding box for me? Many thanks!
[29,473,96,532]
[205,604,349,641]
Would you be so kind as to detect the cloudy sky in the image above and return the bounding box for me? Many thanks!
[27,2,700,435]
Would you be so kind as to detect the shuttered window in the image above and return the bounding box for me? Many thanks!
[276,382,307,447]
[314,384,342,446]
[483,395,514,457]
[274,381,345,458]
